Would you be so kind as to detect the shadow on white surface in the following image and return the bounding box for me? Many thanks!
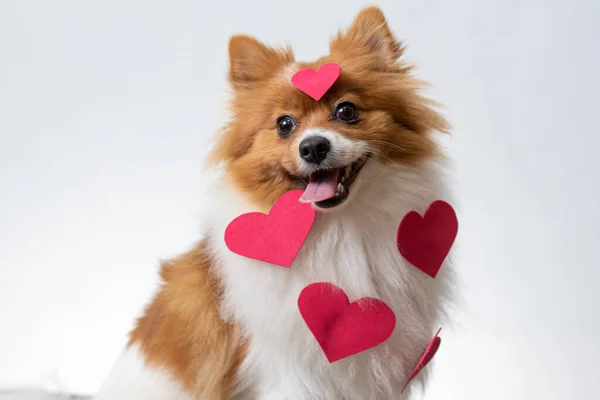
[0,390,91,400]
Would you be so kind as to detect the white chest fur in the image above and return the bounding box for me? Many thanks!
[204,161,455,400]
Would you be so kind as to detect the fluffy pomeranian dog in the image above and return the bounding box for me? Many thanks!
[96,6,455,400]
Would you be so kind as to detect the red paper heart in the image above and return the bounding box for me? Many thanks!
[298,282,396,363]
[401,328,442,393]
[224,190,316,268]
[397,200,458,278]
[291,63,341,101]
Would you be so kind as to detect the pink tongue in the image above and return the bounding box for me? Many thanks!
[300,169,340,203]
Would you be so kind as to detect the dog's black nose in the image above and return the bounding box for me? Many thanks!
[299,136,331,164]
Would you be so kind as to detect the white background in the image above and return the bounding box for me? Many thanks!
[1,0,599,399]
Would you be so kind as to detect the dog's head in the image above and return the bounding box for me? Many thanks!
[210,7,449,211]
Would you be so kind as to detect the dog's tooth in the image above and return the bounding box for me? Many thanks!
[337,183,344,194]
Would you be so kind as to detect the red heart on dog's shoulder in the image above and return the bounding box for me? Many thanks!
[397,200,458,278]
[401,328,442,393]
[291,63,341,101]
[298,282,396,363]
[224,190,316,268]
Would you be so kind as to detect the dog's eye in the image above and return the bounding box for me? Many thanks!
[277,115,296,138]
[334,102,358,123]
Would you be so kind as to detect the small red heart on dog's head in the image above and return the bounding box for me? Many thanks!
[224,190,316,268]
[397,200,458,278]
[401,328,442,393]
[298,282,396,363]
[291,63,341,101]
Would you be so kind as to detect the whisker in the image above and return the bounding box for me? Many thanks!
[353,158,391,182]
[366,148,396,165]
[365,139,407,153]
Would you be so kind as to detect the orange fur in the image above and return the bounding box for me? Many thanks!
[129,6,449,399]
[128,241,245,399]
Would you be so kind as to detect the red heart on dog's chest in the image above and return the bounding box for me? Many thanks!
[291,63,341,101]
[298,282,396,363]
[397,200,458,278]
[224,190,316,268]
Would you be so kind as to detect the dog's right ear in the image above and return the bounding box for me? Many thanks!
[228,35,294,90]
[330,7,404,71]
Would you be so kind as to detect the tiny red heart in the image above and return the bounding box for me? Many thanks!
[291,63,341,101]
[401,328,442,393]
[397,200,458,278]
[298,282,396,363]
[224,190,316,268]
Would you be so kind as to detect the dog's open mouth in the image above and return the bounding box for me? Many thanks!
[298,154,369,209]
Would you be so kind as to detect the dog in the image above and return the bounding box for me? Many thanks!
[96,6,455,400]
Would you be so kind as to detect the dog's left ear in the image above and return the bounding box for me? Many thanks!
[330,7,403,70]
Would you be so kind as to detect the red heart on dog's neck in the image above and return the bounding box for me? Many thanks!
[224,190,316,268]
[397,200,458,278]
[298,282,396,363]
[291,63,341,101]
